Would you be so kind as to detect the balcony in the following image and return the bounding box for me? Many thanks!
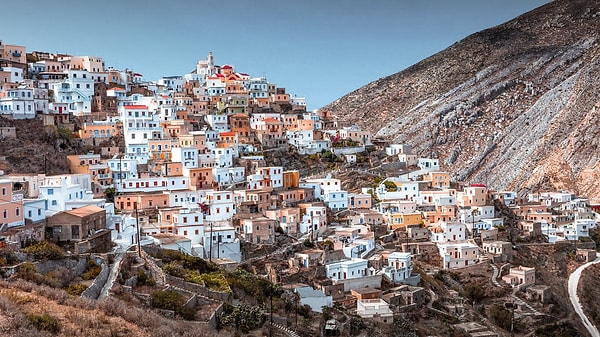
[12,52,21,58]
[97,173,111,179]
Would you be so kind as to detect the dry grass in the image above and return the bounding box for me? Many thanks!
[0,279,230,337]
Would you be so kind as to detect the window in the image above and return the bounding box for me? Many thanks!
[1,187,5,195]
[2,209,6,219]
[51,200,57,206]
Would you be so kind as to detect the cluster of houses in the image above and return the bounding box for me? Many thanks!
[1,39,599,323]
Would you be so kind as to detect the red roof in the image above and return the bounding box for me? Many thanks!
[239,73,249,76]
[219,131,236,137]
[108,87,125,91]
[215,73,225,77]
[264,117,280,123]
[134,73,143,77]
[124,105,147,109]
[222,64,232,69]
[470,184,486,188]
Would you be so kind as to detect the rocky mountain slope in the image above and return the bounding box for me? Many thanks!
[324,0,600,200]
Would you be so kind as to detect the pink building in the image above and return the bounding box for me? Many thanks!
[0,178,25,228]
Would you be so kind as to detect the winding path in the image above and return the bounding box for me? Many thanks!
[568,257,600,337]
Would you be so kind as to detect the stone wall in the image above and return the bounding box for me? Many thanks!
[81,263,109,299]
[333,274,382,292]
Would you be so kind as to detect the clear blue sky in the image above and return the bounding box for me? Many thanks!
[1,0,549,109]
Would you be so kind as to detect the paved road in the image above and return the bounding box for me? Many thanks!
[568,257,600,337]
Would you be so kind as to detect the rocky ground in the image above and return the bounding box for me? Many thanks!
[324,0,600,201]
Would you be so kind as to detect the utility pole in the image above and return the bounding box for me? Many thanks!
[510,294,515,337]
[209,222,213,263]
[135,202,141,258]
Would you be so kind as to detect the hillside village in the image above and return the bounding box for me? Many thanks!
[1,39,600,337]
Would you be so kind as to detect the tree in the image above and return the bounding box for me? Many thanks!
[489,304,512,331]
[104,187,116,203]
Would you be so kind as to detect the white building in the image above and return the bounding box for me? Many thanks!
[559,219,593,240]
[295,286,332,313]
[107,155,138,182]
[429,221,467,243]
[50,70,94,116]
[171,147,199,169]
[417,158,440,171]
[438,241,479,269]
[0,87,36,119]
[116,176,189,193]
[23,199,46,224]
[375,178,420,202]
[38,174,105,213]
[385,144,411,156]
[326,258,370,281]
[381,252,414,284]
[120,104,164,163]
[204,225,241,262]
[298,204,327,234]
[204,190,234,222]
[356,299,393,321]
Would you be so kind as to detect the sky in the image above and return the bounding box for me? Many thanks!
[1,0,549,109]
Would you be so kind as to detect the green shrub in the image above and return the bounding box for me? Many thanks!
[349,317,365,335]
[17,262,39,282]
[462,284,486,303]
[218,303,265,333]
[383,180,397,191]
[303,238,315,248]
[225,268,279,304]
[22,241,66,260]
[489,304,512,331]
[151,290,185,311]
[162,261,187,278]
[82,259,102,280]
[297,304,312,319]
[28,313,60,333]
[535,322,579,337]
[199,271,229,292]
[151,290,195,320]
[65,283,88,296]
[137,270,156,286]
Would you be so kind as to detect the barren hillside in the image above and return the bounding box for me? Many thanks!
[324,0,600,200]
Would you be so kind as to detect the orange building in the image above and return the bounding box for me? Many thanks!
[188,167,215,190]
[77,121,118,140]
[229,113,252,142]
[423,205,457,224]
[115,192,170,211]
[458,185,488,207]
[148,138,174,161]
[387,212,424,231]
[283,170,300,189]
[161,119,191,138]
[178,133,207,151]
[423,171,451,189]
[0,178,24,227]
[218,131,238,150]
